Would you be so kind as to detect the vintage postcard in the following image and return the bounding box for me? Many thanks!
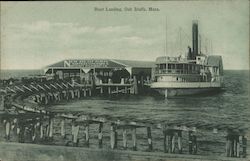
[0,1,249,161]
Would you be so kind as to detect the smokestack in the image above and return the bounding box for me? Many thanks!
[192,20,199,59]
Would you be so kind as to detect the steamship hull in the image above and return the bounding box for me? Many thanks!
[150,82,223,97]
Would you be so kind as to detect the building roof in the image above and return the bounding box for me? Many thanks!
[45,59,154,69]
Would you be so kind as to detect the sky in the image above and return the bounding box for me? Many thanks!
[0,1,249,70]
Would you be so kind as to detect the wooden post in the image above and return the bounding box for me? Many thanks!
[228,135,233,157]
[110,124,116,149]
[78,89,81,98]
[147,127,153,151]
[132,127,137,151]
[133,76,138,94]
[48,118,53,139]
[89,88,92,96]
[18,125,25,143]
[100,87,103,94]
[85,124,89,147]
[31,123,36,142]
[236,135,240,157]
[122,128,127,149]
[234,136,237,157]
[83,88,87,97]
[171,132,175,153]
[116,86,119,94]
[188,131,193,154]
[61,119,65,138]
[177,130,182,153]
[5,120,10,140]
[98,123,103,148]
[242,136,247,158]
[40,123,44,139]
[163,130,168,153]
[226,135,230,157]
[44,95,48,105]
[71,90,74,99]
[108,87,111,95]
[141,76,144,87]
[72,123,80,147]
[192,134,197,154]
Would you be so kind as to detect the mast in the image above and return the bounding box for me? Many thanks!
[165,16,168,69]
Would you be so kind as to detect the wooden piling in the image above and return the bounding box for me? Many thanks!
[40,123,44,139]
[226,135,230,157]
[85,124,89,147]
[188,131,193,154]
[71,90,74,99]
[61,119,65,138]
[116,86,119,94]
[242,136,247,158]
[89,88,92,96]
[147,127,153,151]
[122,128,127,149]
[163,130,168,153]
[72,123,80,147]
[108,87,111,94]
[100,87,103,94]
[5,120,10,140]
[133,76,138,94]
[32,123,39,142]
[83,88,87,97]
[236,135,240,157]
[132,127,137,151]
[98,123,103,148]
[171,132,175,153]
[177,131,182,153]
[48,118,53,139]
[110,124,116,149]
[192,134,197,154]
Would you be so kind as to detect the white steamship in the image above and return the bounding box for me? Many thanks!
[150,21,224,97]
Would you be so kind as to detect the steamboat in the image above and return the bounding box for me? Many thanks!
[150,21,224,97]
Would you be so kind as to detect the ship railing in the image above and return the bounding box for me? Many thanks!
[155,69,199,75]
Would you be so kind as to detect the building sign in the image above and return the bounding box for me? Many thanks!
[66,60,109,68]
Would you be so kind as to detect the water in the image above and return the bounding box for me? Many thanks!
[1,69,250,156]
[50,70,250,129]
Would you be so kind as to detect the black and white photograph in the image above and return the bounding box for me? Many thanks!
[0,1,249,161]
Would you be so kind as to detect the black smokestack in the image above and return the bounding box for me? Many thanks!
[192,20,199,59]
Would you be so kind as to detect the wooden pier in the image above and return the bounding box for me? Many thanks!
[0,79,248,159]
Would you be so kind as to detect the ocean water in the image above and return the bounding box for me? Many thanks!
[1,69,249,156]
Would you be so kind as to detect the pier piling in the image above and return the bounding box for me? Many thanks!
[110,124,116,149]
[132,127,137,151]
[60,119,65,138]
[122,128,127,149]
[85,124,89,147]
[177,130,182,153]
[98,122,103,148]
[147,127,153,151]
[72,123,80,147]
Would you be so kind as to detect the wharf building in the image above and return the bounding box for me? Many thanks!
[44,59,154,94]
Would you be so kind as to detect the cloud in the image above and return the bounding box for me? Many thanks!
[96,25,131,34]
[121,36,154,45]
